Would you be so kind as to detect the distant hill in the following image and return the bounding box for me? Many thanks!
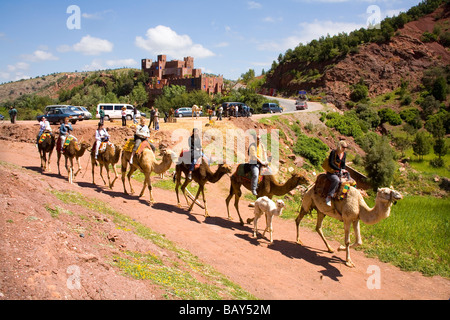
[264,1,450,107]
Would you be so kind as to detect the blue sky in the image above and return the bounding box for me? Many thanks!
[0,0,421,82]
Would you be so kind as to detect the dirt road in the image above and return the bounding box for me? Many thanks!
[0,129,448,300]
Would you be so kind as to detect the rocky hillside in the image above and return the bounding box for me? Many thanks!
[265,3,450,108]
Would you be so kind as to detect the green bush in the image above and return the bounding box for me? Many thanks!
[293,133,329,167]
[378,108,402,125]
[364,136,396,189]
[350,82,369,102]
[325,112,363,138]
[400,107,422,129]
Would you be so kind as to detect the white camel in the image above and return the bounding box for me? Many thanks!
[250,196,286,243]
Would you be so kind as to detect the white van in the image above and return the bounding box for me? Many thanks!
[96,103,143,121]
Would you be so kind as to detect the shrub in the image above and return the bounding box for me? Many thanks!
[364,136,396,190]
[293,133,329,167]
[378,108,402,125]
[325,112,363,138]
[350,82,369,102]
[412,131,433,160]
[400,107,422,129]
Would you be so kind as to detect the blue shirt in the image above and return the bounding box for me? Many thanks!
[60,123,73,135]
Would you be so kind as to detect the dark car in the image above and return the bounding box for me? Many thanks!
[221,102,254,117]
[37,107,84,125]
[295,100,308,110]
[261,103,283,114]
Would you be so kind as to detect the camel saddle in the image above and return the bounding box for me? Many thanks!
[234,163,270,184]
[93,141,115,155]
[38,131,52,144]
[123,139,152,155]
[178,150,204,170]
[314,173,356,201]
[57,135,78,153]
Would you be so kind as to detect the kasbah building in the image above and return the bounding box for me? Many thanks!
[141,55,224,102]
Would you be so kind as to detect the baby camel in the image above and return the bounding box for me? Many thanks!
[249,196,285,243]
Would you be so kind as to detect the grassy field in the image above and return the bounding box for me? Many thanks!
[281,193,449,278]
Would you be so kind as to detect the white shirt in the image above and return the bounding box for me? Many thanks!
[135,124,150,139]
[39,120,52,133]
[95,128,110,141]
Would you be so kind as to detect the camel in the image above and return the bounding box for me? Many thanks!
[90,142,122,189]
[174,159,232,217]
[295,185,402,268]
[121,144,174,205]
[37,132,55,172]
[57,138,91,184]
[225,166,310,225]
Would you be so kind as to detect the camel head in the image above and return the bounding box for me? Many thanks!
[275,199,286,216]
[219,164,233,175]
[292,172,311,186]
[376,187,403,207]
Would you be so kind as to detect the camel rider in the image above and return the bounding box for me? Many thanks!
[248,133,269,196]
[187,128,202,180]
[324,140,348,206]
[59,117,73,153]
[129,117,150,165]
[36,116,52,147]
[94,122,110,160]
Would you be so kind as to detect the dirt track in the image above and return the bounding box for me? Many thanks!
[0,121,449,300]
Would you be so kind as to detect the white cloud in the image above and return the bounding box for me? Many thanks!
[247,1,262,9]
[21,50,58,62]
[73,35,114,56]
[257,19,365,52]
[82,59,104,71]
[215,42,229,48]
[135,25,215,59]
[105,59,138,68]
[7,62,30,72]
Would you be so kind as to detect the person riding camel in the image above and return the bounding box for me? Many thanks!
[323,140,348,206]
[94,122,110,160]
[248,133,269,196]
[59,117,73,153]
[36,116,52,147]
[129,117,150,165]
[187,128,202,180]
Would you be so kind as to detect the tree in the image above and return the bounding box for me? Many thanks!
[130,83,149,107]
[412,131,433,161]
[364,136,396,190]
[350,81,369,102]
[431,76,448,101]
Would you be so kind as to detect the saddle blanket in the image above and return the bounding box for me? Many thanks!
[233,163,270,184]
[123,139,152,154]
[38,132,52,144]
[178,150,203,170]
[314,173,356,201]
[57,135,78,153]
[94,141,115,154]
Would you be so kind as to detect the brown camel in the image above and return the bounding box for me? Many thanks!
[295,185,402,267]
[174,159,232,217]
[91,142,122,189]
[121,145,175,204]
[225,165,310,225]
[37,132,55,172]
[57,138,91,184]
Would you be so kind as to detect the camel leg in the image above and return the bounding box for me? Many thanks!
[110,164,118,188]
[339,220,362,250]
[73,157,82,177]
[91,157,96,185]
[121,158,129,195]
[316,212,334,253]
[263,214,274,243]
[180,178,191,207]
[174,167,183,207]
[144,172,154,204]
[126,166,137,195]
[295,207,308,245]
[338,220,355,268]
[99,164,107,185]
[47,150,53,172]
[105,165,112,188]
[57,152,61,175]
[188,185,202,212]
[225,184,235,221]
[201,186,209,217]
[233,192,245,226]
[253,214,259,238]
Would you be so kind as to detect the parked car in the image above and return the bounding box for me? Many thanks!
[73,106,93,120]
[44,105,86,121]
[96,103,143,121]
[37,107,84,125]
[261,103,283,114]
[174,107,203,118]
[295,101,308,110]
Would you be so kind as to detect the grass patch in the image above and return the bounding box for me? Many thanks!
[50,190,256,300]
